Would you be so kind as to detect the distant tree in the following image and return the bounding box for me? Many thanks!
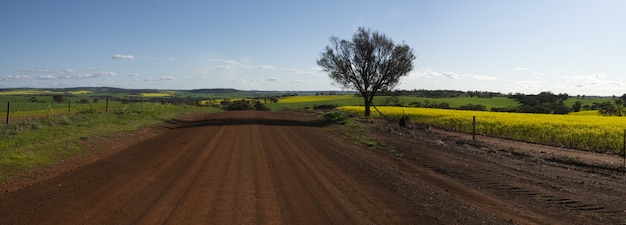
[572,101,583,112]
[317,27,415,116]
[457,104,487,111]
[254,101,270,111]
[597,102,621,116]
[509,91,571,114]
[52,94,65,103]
[77,98,89,104]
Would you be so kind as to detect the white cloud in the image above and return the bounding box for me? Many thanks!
[94,72,117,77]
[0,75,32,81]
[568,74,617,88]
[128,73,140,77]
[144,76,176,81]
[59,71,117,79]
[83,66,96,70]
[442,72,497,80]
[208,58,242,65]
[19,68,56,74]
[409,68,442,79]
[38,75,57,80]
[257,65,276,69]
[112,54,135,60]
[266,78,279,82]
[408,68,497,81]
[514,67,529,70]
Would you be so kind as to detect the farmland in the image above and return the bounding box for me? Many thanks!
[2,110,625,224]
[340,106,626,154]
[268,94,623,154]
[0,90,220,183]
[1,89,626,224]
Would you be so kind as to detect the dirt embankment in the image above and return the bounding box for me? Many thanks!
[0,110,624,224]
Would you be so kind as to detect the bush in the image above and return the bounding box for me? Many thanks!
[313,104,338,110]
[457,104,487,111]
[52,94,65,103]
[254,101,270,111]
[222,100,270,111]
[321,111,350,125]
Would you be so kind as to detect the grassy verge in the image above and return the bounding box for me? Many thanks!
[318,110,402,157]
[0,103,220,183]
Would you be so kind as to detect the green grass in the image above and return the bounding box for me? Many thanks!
[268,95,520,110]
[390,96,519,109]
[0,103,220,183]
[563,97,614,107]
[269,95,617,112]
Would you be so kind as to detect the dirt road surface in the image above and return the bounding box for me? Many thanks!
[1,110,625,224]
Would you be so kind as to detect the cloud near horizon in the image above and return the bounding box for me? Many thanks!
[0,75,31,81]
[409,68,497,81]
[112,54,135,60]
[144,76,176,81]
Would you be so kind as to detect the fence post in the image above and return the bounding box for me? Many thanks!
[623,129,625,174]
[5,102,9,124]
[105,98,109,112]
[472,116,476,141]
[68,99,71,114]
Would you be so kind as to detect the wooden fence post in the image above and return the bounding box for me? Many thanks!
[105,98,109,112]
[472,116,476,141]
[5,102,9,124]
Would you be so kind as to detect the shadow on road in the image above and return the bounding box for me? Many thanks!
[167,118,335,129]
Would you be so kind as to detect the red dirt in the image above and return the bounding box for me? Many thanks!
[1,110,625,224]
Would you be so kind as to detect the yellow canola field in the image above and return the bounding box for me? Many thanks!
[0,90,92,95]
[279,95,354,103]
[340,106,626,153]
[0,90,64,95]
[140,92,174,97]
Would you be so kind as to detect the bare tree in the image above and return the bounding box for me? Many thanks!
[317,27,415,116]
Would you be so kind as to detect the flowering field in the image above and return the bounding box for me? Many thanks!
[139,92,175,97]
[279,95,355,103]
[340,106,626,154]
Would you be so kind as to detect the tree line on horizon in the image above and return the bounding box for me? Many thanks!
[375,90,626,116]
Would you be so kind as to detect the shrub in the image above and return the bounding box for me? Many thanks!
[321,111,350,125]
[457,103,487,111]
[221,99,261,111]
[313,104,338,110]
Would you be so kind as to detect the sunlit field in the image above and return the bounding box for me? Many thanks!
[0,90,64,95]
[340,106,626,154]
[139,92,175,97]
[279,95,355,103]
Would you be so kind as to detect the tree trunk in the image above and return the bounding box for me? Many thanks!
[363,96,371,117]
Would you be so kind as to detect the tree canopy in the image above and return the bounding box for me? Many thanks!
[317,27,415,116]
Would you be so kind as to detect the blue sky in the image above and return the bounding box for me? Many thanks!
[1,0,625,95]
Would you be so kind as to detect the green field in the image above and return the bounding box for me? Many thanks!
[0,102,219,183]
[0,89,621,183]
[269,95,612,111]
